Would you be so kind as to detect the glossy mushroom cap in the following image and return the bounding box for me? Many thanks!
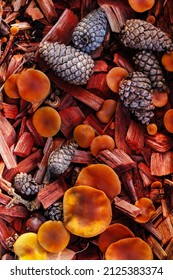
[75,164,121,200]
[163,109,173,133]
[98,223,134,253]
[33,106,61,137]
[4,73,20,99]
[96,100,117,123]
[105,237,153,260]
[106,67,128,93]
[17,68,51,102]
[128,0,155,13]
[90,135,115,156]
[134,197,156,223]
[13,232,47,260]
[63,185,112,238]
[162,51,173,72]
[37,221,70,253]
[73,124,95,148]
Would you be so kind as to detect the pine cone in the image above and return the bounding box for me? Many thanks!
[44,201,63,221]
[48,142,78,176]
[72,8,107,53]
[39,42,94,85]
[120,19,173,52]
[119,72,155,125]
[13,173,41,197]
[133,50,167,91]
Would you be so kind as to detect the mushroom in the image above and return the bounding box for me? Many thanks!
[17,68,51,102]
[90,135,115,157]
[162,51,173,72]
[32,106,61,137]
[13,232,47,260]
[152,90,168,108]
[75,164,121,200]
[146,123,158,135]
[106,67,128,93]
[128,0,155,13]
[163,109,173,133]
[98,223,134,253]
[73,124,95,148]
[63,185,112,238]
[105,237,153,260]
[37,221,70,253]
[96,100,117,124]
[4,73,20,99]
[134,197,156,223]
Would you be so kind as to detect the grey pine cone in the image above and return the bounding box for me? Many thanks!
[120,19,173,52]
[44,201,63,221]
[119,72,155,125]
[133,50,167,91]
[72,8,107,53]
[48,142,78,176]
[13,172,41,197]
[39,42,94,85]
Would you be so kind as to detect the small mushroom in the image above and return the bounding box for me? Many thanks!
[105,237,153,260]
[161,51,173,72]
[128,0,155,13]
[32,106,61,137]
[17,68,51,102]
[37,221,70,253]
[13,232,47,260]
[106,67,128,93]
[73,124,95,148]
[98,223,134,253]
[63,185,112,238]
[96,100,117,124]
[146,123,158,135]
[4,73,20,99]
[152,90,168,108]
[163,109,173,133]
[75,164,121,200]
[134,197,156,223]
[90,135,115,156]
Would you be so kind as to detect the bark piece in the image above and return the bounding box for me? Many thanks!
[0,205,29,218]
[121,171,138,203]
[49,73,104,111]
[0,113,16,147]
[147,235,167,260]
[114,196,142,219]
[37,177,67,209]
[156,215,173,246]
[35,0,58,23]
[114,101,132,155]
[86,73,109,98]
[26,118,45,147]
[14,132,34,157]
[42,9,78,44]
[145,133,173,153]
[150,151,173,176]
[0,130,17,170]
[126,120,144,154]
[97,148,136,174]
[93,60,108,72]
[138,162,155,187]
[59,106,85,139]
[72,150,94,165]
[25,0,44,21]
[165,237,173,260]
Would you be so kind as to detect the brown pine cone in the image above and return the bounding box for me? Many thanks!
[72,8,107,53]
[120,19,173,53]
[119,72,155,125]
[39,42,94,85]
[133,50,167,91]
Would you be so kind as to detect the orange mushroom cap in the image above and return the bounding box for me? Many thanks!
[17,68,51,102]
[37,220,70,253]
[134,197,156,223]
[128,0,155,13]
[75,164,121,200]
[4,73,21,99]
[13,232,47,260]
[63,185,112,238]
[98,223,134,253]
[96,99,117,124]
[33,106,61,137]
[106,67,128,93]
[73,124,95,148]
[105,237,153,260]
[90,135,115,157]
[161,51,173,72]
[163,109,173,133]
